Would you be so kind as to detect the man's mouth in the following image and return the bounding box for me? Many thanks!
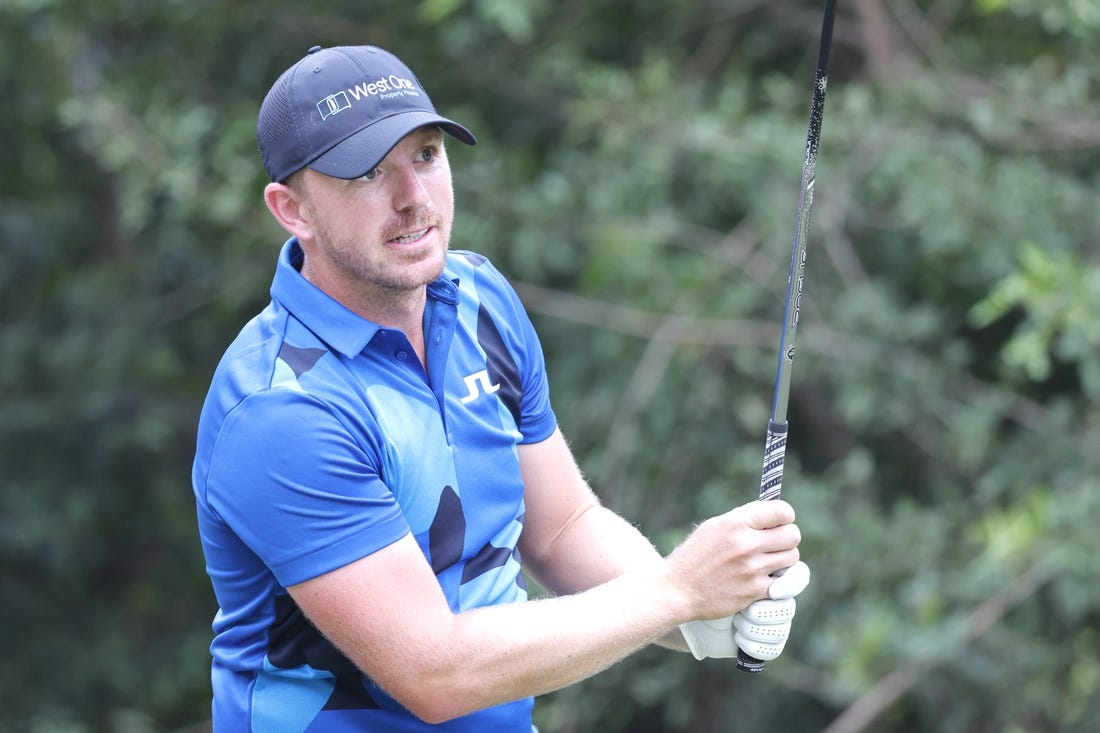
[390,227,431,244]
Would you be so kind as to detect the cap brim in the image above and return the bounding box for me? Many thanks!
[308,111,476,180]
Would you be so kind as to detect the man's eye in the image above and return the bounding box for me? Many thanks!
[360,168,379,181]
[418,148,436,162]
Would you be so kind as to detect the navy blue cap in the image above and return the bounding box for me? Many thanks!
[257,45,476,182]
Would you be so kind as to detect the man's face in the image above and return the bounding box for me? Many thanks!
[295,126,455,303]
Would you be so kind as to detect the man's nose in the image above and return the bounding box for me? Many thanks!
[391,165,430,211]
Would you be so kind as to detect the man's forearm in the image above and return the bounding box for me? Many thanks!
[435,561,690,720]
[524,504,665,594]
[521,503,690,652]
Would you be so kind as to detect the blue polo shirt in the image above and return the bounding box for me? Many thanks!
[192,239,557,732]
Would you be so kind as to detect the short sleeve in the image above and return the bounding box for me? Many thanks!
[474,258,558,444]
[203,388,409,587]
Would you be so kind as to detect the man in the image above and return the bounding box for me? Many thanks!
[192,44,810,732]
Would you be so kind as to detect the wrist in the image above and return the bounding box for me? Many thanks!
[654,556,696,627]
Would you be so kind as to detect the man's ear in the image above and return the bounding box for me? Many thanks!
[264,181,313,241]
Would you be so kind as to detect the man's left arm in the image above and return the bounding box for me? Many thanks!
[517,427,689,650]
[517,426,811,660]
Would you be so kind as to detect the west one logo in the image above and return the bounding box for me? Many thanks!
[316,74,422,120]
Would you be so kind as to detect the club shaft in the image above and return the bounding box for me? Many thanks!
[769,0,835,431]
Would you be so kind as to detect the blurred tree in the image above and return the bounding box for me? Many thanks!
[1,0,1097,731]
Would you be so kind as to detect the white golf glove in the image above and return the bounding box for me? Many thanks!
[679,560,810,661]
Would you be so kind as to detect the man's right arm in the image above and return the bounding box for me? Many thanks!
[287,496,800,724]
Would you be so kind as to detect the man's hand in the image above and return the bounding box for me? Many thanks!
[679,560,810,660]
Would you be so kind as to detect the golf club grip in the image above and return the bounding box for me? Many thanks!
[736,648,768,674]
[734,420,788,673]
[759,420,788,502]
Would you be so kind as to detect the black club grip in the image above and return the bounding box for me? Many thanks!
[736,420,788,674]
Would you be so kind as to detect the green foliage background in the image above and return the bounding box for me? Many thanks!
[2,1,1098,731]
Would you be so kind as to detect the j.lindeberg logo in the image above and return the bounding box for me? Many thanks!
[316,74,422,121]
[459,369,500,404]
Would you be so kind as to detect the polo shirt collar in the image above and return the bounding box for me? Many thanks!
[269,238,458,359]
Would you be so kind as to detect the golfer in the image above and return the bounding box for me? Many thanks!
[192,44,809,732]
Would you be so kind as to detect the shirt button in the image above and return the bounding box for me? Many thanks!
[395,350,408,361]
